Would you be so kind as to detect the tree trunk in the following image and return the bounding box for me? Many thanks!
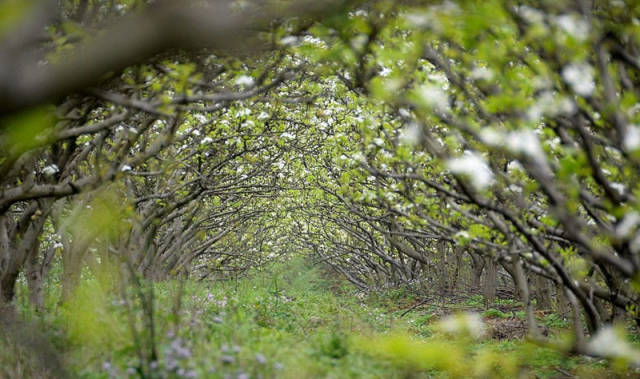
[0,201,51,306]
[438,240,448,298]
[0,269,19,305]
[469,252,484,289]
[61,232,85,303]
[62,252,83,303]
[449,246,463,293]
[535,275,552,310]
[0,214,15,305]
[511,257,542,338]
[555,281,569,318]
[482,256,497,308]
[25,244,44,312]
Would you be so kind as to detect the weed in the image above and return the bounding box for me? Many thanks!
[465,294,484,308]
[541,313,569,329]
[482,308,511,319]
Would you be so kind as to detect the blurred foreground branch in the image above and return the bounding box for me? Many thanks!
[0,0,347,117]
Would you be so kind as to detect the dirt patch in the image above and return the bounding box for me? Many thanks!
[484,317,528,340]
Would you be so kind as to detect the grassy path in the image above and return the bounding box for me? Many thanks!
[2,259,635,378]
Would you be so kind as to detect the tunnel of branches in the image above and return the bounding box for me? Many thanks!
[2,0,640,358]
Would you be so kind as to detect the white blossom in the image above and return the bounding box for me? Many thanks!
[193,114,207,123]
[506,130,547,163]
[398,108,412,118]
[400,122,422,146]
[427,71,449,89]
[544,137,562,149]
[527,91,576,120]
[42,164,59,176]
[588,327,640,363]
[379,66,392,77]
[508,184,523,193]
[479,128,503,146]
[354,9,368,17]
[611,182,626,195]
[470,66,494,81]
[235,108,251,117]
[447,151,494,189]
[380,150,393,160]
[352,152,366,163]
[562,63,595,96]
[350,34,368,50]
[416,84,449,111]
[555,14,589,40]
[455,231,470,239]
[235,75,254,87]
[280,36,299,46]
[439,313,486,339]
[624,125,640,152]
[201,137,214,144]
[120,165,132,172]
[151,120,167,129]
[556,97,577,115]
[516,5,544,24]
[616,212,640,239]
[404,12,431,28]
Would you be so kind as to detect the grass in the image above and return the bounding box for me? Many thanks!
[1,258,638,378]
[481,308,511,319]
